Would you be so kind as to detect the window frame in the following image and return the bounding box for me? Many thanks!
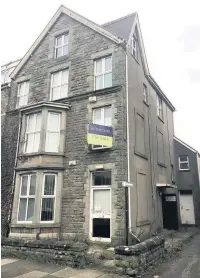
[143,83,148,103]
[50,69,69,101]
[90,170,112,242]
[94,56,112,90]
[24,113,41,154]
[16,81,30,108]
[17,174,36,223]
[45,112,61,153]
[92,106,112,150]
[157,95,163,119]
[131,34,138,60]
[179,155,190,171]
[40,173,57,223]
[54,33,69,58]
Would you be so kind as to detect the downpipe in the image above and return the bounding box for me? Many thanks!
[125,52,140,244]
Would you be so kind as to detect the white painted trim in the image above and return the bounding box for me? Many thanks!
[10,5,123,79]
[178,156,190,171]
[19,101,70,112]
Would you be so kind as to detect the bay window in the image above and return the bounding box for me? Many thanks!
[45,112,61,152]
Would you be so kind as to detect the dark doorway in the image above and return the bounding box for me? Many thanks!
[162,194,178,230]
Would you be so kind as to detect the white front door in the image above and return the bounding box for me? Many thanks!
[179,193,195,225]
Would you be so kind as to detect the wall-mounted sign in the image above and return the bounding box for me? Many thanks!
[87,123,113,147]
[165,196,176,202]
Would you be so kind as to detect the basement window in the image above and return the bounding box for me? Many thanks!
[93,218,110,238]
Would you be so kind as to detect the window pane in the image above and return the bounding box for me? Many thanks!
[180,155,188,162]
[64,34,68,44]
[104,107,112,126]
[26,133,34,153]
[56,47,62,58]
[105,56,112,72]
[29,175,36,195]
[27,198,35,221]
[95,75,103,90]
[93,189,110,214]
[60,84,68,98]
[18,198,27,221]
[21,176,28,195]
[35,114,41,131]
[56,36,62,46]
[180,163,189,169]
[27,115,35,132]
[93,171,111,186]
[61,70,69,84]
[93,109,101,125]
[104,73,112,88]
[41,198,54,221]
[48,113,60,131]
[18,82,25,95]
[45,132,59,152]
[96,60,102,74]
[52,72,60,87]
[63,45,68,56]
[52,87,61,100]
[32,133,40,152]
[44,175,55,195]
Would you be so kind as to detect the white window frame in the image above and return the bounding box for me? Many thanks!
[24,113,41,154]
[143,83,148,103]
[17,81,29,108]
[45,112,61,153]
[90,171,111,242]
[131,35,138,59]
[179,156,190,171]
[157,96,163,119]
[92,106,112,150]
[50,69,69,100]
[17,174,36,223]
[94,56,112,90]
[40,173,57,223]
[54,34,69,58]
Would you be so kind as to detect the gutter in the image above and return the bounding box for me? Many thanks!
[125,52,140,244]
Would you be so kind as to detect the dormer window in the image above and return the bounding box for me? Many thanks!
[55,34,69,58]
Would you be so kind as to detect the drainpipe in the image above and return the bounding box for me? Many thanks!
[8,109,22,230]
[125,52,140,244]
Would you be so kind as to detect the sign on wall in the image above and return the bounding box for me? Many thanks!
[87,123,113,147]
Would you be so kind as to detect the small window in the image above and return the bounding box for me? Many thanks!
[55,34,69,58]
[92,106,112,149]
[50,69,69,100]
[25,113,41,153]
[157,96,163,119]
[94,56,112,90]
[45,112,60,152]
[93,171,112,186]
[18,174,36,222]
[17,81,29,108]
[179,155,190,170]
[131,34,138,60]
[143,84,148,103]
[41,174,56,222]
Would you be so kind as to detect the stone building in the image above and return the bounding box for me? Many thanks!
[1,5,175,245]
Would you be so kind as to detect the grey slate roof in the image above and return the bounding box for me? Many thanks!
[102,13,136,41]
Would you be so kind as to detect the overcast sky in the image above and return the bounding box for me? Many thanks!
[1,0,200,151]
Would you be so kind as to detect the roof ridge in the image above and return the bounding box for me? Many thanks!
[102,12,136,27]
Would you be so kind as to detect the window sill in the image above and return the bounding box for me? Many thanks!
[157,162,167,168]
[158,116,164,123]
[134,151,148,160]
[11,223,60,228]
[87,145,114,153]
[143,100,149,107]
[18,152,65,158]
[179,169,190,172]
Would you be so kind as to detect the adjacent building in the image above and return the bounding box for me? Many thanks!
[174,137,200,227]
[1,5,176,245]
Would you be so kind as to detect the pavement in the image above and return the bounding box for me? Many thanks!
[1,258,124,278]
[143,232,200,278]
